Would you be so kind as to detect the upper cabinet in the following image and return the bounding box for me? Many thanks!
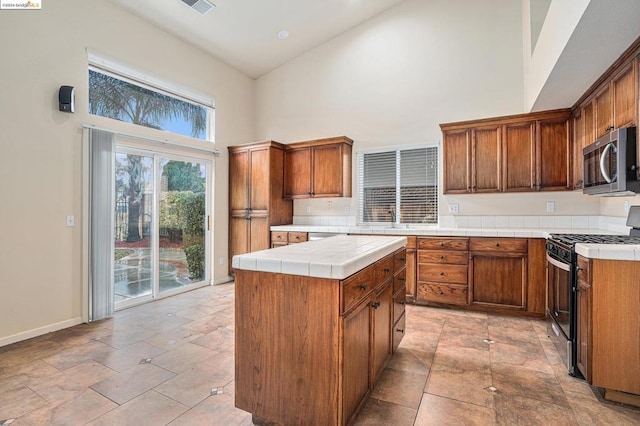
[572,56,639,189]
[441,109,571,194]
[284,136,353,198]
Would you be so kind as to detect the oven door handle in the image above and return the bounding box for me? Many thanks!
[547,253,571,272]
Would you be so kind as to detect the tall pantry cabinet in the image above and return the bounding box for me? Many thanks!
[228,141,293,271]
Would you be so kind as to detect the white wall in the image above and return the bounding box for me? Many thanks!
[0,0,254,342]
[255,0,607,220]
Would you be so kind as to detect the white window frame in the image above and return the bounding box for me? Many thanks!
[87,50,215,143]
[357,144,439,226]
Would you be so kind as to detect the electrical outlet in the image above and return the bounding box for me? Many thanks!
[305,205,311,214]
[448,204,459,214]
[546,202,555,213]
[624,200,630,214]
[327,201,333,209]
[344,206,350,214]
[219,257,224,265]
[66,215,75,227]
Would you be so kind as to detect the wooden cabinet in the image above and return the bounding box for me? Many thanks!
[284,136,353,198]
[416,237,469,306]
[270,231,308,248]
[403,237,417,303]
[572,57,638,188]
[576,255,592,382]
[235,248,406,425]
[469,238,528,311]
[441,109,572,194]
[577,257,640,405]
[228,141,293,269]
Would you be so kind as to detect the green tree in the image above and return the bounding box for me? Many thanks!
[162,161,205,192]
[89,70,207,241]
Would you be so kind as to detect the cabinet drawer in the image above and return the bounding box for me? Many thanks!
[418,237,469,251]
[342,266,376,314]
[418,250,468,265]
[288,232,308,244]
[469,238,527,253]
[271,231,288,243]
[378,254,394,284]
[393,268,407,294]
[393,286,406,324]
[393,312,406,352]
[418,282,468,305]
[394,248,407,272]
[418,264,468,284]
[271,242,287,248]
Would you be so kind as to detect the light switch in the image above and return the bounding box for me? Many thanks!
[66,215,75,227]
[448,204,459,214]
[546,202,555,213]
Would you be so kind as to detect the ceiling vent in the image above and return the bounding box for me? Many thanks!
[180,0,215,15]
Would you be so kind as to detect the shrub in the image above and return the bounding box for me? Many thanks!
[184,244,205,280]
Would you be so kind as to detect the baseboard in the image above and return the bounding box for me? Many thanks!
[213,275,234,285]
[0,317,84,348]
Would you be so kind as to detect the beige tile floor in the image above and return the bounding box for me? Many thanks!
[1,283,639,425]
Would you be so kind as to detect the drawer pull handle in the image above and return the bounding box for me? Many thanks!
[360,284,368,290]
[399,277,405,282]
[372,301,381,309]
[384,267,391,273]
[396,329,405,334]
[398,257,405,262]
[439,272,445,276]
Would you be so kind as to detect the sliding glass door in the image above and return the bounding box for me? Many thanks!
[114,147,210,309]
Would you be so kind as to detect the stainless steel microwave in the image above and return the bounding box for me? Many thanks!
[583,127,640,196]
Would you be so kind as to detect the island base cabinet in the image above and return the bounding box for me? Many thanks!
[235,248,407,425]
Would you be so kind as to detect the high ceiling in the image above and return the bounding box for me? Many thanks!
[107,0,406,79]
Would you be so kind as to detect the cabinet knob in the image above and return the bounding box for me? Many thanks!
[384,267,391,273]
[440,255,445,260]
[399,277,405,282]
[372,301,381,309]
[439,291,444,295]
[396,329,405,334]
[496,243,500,247]
[277,235,282,239]
[360,284,368,291]
[398,257,405,262]
[439,242,445,247]
[439,272,445,276]
[576,266,583,272]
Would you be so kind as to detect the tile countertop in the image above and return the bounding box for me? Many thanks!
[270,225,640,261]
[232,235,407,279]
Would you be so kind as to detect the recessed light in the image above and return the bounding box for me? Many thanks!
[277,30,290,40]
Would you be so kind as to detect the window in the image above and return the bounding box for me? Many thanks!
[88,52,214,142]
[358,146,438,225]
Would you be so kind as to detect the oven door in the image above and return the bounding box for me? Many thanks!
[546,252,577,374]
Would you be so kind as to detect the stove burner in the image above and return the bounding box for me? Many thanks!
[550,234,640,246]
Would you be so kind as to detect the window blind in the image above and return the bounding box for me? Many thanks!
[358,146,438,225]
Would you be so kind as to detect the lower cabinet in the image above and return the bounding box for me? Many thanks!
[416,237,470,306]
[270,231,308,248]
[235,248,406,426]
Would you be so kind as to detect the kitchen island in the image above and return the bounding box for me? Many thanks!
[232,235,407,425]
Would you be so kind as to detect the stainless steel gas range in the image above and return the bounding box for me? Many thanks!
[546,224,640,377]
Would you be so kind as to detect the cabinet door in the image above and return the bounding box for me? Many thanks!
[470,253,527,310]
[576,256,592,382]
[595,85,612,139]
[573,111,585,189]
[249,147,270,213]
[584,102,595,147]
[343,298,371,425]
[371,282,392,383]
[229,149,250,214]
[312,144,347,197]
[442,129,470,193]
[229,216,250,259]
[502,122,535,192]
[249,215,270,253]
[536,118,571,191]
[472,126,501,192]
[284,147,312,198]
[612,61,637,129]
